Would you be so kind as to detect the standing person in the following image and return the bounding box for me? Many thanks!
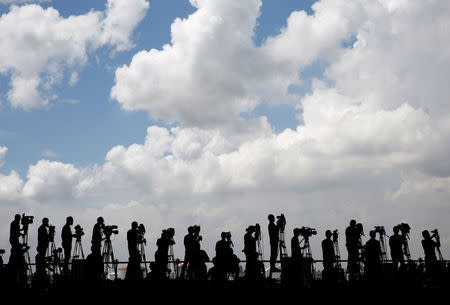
[243,225,258,279]
[364,230,382,282]
[421,230,440,277]
[180,226,195,279]
[61,216,76,274]
[268,214,279,272]
[126,221,141,280]
[91,217,104,257]
[345,220,360,281]
[389,226,405,274]
[322,230,335,280]
[9,214,22,251]
[36,217,50,276]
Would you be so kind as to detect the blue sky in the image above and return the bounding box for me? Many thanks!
[0,0,317,176]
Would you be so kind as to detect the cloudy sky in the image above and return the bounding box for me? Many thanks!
[0,0,449,262]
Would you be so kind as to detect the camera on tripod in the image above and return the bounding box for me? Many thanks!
[74,224,84,239]
[374,226,386,235]
[298,226,317,238]
[137,223,146,245]
[431,229,440,238]
[163,227,175,239]
[276,214,286,230]
[332,229,339,242]
[193,225,202,241]
[103,225,119,238]
[21,214,34,232]
[396,223,411,237]
[222,231,232,240]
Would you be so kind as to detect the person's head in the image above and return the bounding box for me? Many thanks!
[42,217,49,226]
[66,216,73,225]
[393,226,400,234]
[14,214,21,221]
[293,228,301,237]
[369,230,376,239]
[246,226,255,234]
[422,230,430,239]
[325,230,332,239]
[131,221,138,229]
[350,220,356,227]
[268,214,275,223]
[97,217,104,224]
[188,226,194,234]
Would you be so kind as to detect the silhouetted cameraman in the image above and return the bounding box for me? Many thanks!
[126,221,142,280]
[268,214,280,272]
[61,216,76,273]
[421,230,440,277]
[322,230,335,272]
[364,230,382,282]
[345,219,360,281]
[243,225,259,279]
[389,225,405,273]
[9,214,22,251]
[36,217,50,276]
[91,217,104,257]
[180,226,195,279]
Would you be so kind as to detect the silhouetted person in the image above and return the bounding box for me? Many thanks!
[364,230,382,282]
[154,228,175,279]
[190,225,208,280]
[180,226,195,279]
[126,221,142,280]
[9,214,22,250]
[36,217,49,276]
[91,217,104,257]
[268,214,279,271]
[243,226,258,280]
[345,219,360,281]
[61,216,76,273]
[422,230,440,278]
[86,245,103,282]
[322,230,335,281]
[389,225,405,273]
[212,232,239,280]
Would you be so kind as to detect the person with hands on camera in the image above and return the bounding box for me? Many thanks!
[61,216,76,273]
[421,229,440,277]
[91,217,104,257]
[389,225,405,273]
[268,214,280,272]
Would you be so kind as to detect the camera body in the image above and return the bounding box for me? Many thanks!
[193,225,202,241]
[222,231,232,240]
[21,214,34,226]
[74,224,84,239]
[431,229,439,238]
[276,214,286,230]
[299,226,317,238]
[374,226,386,236]
[397,223,411,236]
[137,224,146,244]
[163,227,175,239]
[103,225,119,237]
[332,229,339,242]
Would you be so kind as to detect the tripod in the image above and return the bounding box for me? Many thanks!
[138,242,148,275]
[21,229,33,280]
[102,236,117,280]
[46,240,62,276]
[73,237,85,259]
[403,235,411,261]
[378,230,388,262]
[300,236,315,282]
[168,244,177,278]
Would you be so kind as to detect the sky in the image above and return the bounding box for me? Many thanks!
[0,0,449,263]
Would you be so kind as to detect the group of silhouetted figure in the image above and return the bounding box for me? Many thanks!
[1,213,449,290]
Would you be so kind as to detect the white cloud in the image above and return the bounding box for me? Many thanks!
[0,0,149,110]
[68,72,79,87]
[41,149,58,158]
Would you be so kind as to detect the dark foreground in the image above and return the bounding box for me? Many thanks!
[5,279,450,305]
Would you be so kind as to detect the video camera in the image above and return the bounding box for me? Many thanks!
[103,225,119,238]
[356,223,364,237]
[222,231,232,240]
[163,227,175,239]
[431,229,440,238]
[374,226,386,236]
[397,223,411,238]
[137,223,146,245]
[21,214,34,232]
[332,229,339,242]
[74,224,84,240]
[298,226,317,238]
[276,214,286,230]
[48,225,56,241]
